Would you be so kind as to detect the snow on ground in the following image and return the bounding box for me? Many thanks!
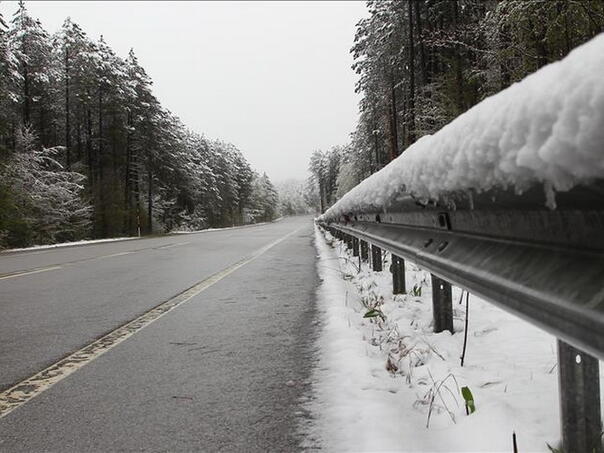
[171,217,283,234]
[305,225,604,452]
[0,236,139,254]
[323,33,604,219]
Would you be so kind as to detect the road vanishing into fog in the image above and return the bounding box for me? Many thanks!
[0,216,318,452]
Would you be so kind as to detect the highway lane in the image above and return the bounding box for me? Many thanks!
[0,223,284,278]
[0,217,314,392]
[0,218,319,451]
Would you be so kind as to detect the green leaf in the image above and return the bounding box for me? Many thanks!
[411,284,422,297]
[461,386,476,414]
[363,308,384,320]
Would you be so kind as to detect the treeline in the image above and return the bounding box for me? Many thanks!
[0,2,278,248]
[275,179,319,216]
[309,0,604,211]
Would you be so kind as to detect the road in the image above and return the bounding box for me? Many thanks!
[0,216,319,451]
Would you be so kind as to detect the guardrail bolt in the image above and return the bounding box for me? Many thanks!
[371,245,382,271]
[431,275,453,333]
[557,340,602,453]
[391,255,406,294]
[352,237,359,257]
[360,240,369,261]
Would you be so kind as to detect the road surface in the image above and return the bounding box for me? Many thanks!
[0,216,318,451]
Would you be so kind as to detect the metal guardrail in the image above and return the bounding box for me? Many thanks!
[319,182,604,453]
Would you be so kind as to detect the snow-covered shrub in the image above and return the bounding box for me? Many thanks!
[0,127,92,247]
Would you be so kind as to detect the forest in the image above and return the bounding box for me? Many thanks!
[0,1,281,248]
[309,0,604,212]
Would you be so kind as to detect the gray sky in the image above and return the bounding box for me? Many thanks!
[2,1,366,182]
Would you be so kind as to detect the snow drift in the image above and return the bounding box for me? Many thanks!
[323,33,604,219]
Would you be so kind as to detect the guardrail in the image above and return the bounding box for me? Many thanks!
[318,182,604,453]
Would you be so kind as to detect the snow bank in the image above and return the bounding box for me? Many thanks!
[2,218,286,252]
[171,217,283,234]
[305,226,604,451]
[0,236,138,254]
[324,33,604,219]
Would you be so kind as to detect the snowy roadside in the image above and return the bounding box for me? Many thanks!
[304,225,603,452]
[1,217,286,254]
[171,216,284,234]
[0,236,139,254]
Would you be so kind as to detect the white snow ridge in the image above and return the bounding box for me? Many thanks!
[323,33,604,219]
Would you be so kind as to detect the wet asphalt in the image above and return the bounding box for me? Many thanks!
[0,216,319,452]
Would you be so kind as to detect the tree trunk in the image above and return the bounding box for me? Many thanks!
[76,117,82,162]
[134,156,141,237]
[98,85,107,237]
[319,180,325,214]
[65,49,71,170]
[452,0,465,114]
[125,110,132,234]
[407,0,416,145]
[372,116,380,171]
[23,63,30,125]
[147,168,153,234]
[86,100,93,186]
[415,0,427,85]
[389,75,400,161]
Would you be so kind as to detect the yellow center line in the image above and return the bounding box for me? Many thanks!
[0,241,195,280]
[0,227,303,419]
[0,266,63,281]
[95,251,135,259]
[154,242,190,250]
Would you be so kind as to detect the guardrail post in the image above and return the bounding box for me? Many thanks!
[352,237,359,257]
[360,240,369,261]
[346,234,353,250]
[371,245,382,271]
[391,255,406,294]
[557,340,603,453]
[431,275,453,333]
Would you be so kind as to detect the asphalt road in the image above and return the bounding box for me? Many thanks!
[0,216,319,451]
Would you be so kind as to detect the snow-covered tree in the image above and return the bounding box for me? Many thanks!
[312,0,604,203]
[0,127,91,247]
[9,1,55,143]
[249,173,279,223]
[275,179,313,216]
[0,7,276,245]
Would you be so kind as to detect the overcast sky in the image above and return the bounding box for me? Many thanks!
[2,1,366,182]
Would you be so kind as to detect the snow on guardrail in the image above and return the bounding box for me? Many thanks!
[323,33,604,219]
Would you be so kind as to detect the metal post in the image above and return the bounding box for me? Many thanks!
[344,234,352,250]
[557,340,603,453]
[391,255,406,294]
[431,274,453,333]
[371,245,382,271]
[352,237,359,257]
[360,240,369,261]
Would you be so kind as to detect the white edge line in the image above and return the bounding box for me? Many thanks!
[0,227,303,418]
